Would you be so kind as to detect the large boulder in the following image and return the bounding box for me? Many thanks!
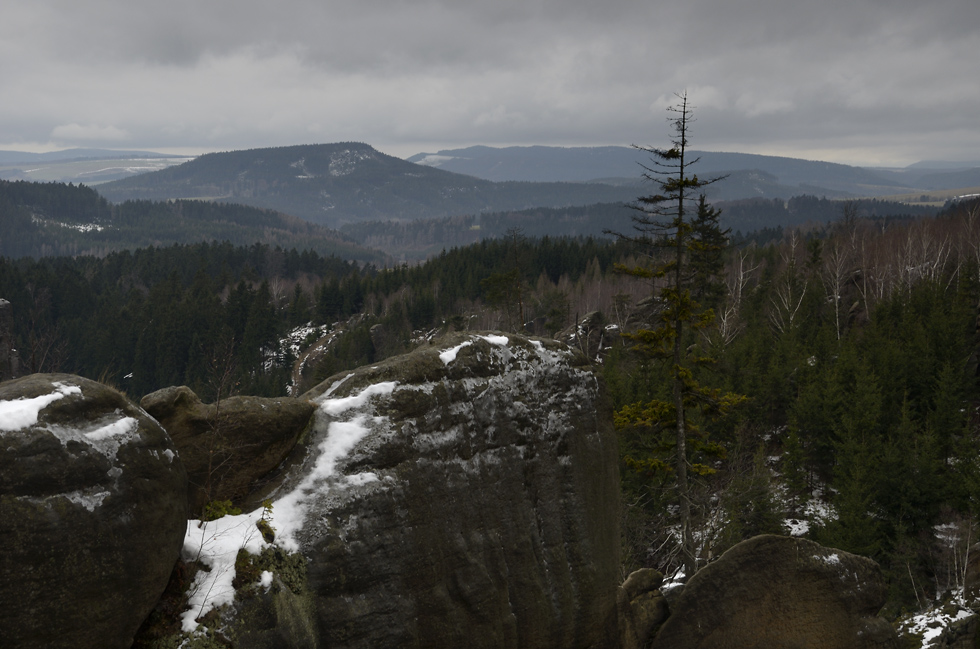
[140,386,316,516]
[0,373,187,649]
[222,332,621,648]
[651,534,899,649]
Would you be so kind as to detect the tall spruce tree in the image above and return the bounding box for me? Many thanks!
[613,93,744,577]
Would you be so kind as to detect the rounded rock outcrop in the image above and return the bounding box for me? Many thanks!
[651,534,899,649]
[0,373,187,649]
[140,386,316,516]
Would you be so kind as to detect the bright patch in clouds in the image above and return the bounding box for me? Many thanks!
[51,123,130,142]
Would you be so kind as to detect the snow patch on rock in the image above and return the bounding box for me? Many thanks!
[85,416,138,441]
[439,340,472,364]
[181,511,266,632]
[0,382,81,432]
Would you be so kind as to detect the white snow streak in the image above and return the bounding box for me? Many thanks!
[179,380,397,632]
[439,341,472,364]
[180,512,265,632]
[85,416,138,441]
[0,383,81,431]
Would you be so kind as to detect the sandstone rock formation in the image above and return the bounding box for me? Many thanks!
[0,373,187,649]
[651,534,899,649]
[140,386,316,516]
[222,332,621,648]
[618,568,670,649]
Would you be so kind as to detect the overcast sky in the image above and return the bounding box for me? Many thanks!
[2,0,977,167]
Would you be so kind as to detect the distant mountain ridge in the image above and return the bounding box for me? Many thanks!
[90,142,980,238]
[96,143,637,228]
[409,145,979,197]
[0,148,184,164]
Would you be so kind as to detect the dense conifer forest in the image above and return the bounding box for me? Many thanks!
[0,179,383,262]
[2,192,979,613]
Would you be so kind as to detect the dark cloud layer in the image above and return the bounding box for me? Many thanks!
[2,0,977,165]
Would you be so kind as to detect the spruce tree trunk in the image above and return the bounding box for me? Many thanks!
[674,133,695,578]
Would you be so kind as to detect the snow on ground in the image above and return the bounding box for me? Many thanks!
[897,595,974,648]
[181,510,268,632]
[268,322,325,374]
[281,322,323,358]
[660,570,686,593]
[802,491,838,525]
[783,518,810,536]
[178,379,397,633]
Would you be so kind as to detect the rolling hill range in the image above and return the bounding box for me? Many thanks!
[95,143,638,228]
[409,145,980,199]
[94,143,980,233]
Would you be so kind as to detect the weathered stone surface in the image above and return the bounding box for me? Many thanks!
[618,569,669,649]
[619,588,670,649]
[622,568,664,601]
[140,386,316,515]
[944,613,980,649]
[651,534,899,649]
[235,332,621,649]
[0,373,187,649]
[232,574,320,649]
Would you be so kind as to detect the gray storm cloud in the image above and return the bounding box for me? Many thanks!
[1,0,977,165]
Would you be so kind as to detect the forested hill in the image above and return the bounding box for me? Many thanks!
[0,179,385,262]
[0,235,625,397]
[94,143,638,228]
[340,196,939,260]
[410,145,908,195]
[410,145,980,203]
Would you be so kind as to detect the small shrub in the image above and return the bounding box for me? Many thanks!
[201,499,242,522]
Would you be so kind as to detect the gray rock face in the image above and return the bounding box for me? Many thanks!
[140,386,316,516]
[651,534,899,649]
[239,332,620,649]
[0,373,187,649]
